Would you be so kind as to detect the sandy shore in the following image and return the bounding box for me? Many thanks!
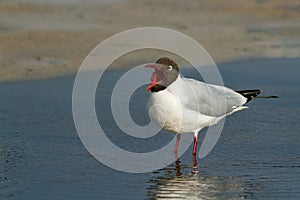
[0,0,300,82]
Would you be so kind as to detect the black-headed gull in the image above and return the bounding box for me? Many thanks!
[145,57,276,155]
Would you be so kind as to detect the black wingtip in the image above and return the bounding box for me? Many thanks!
[256,95,279,99]
[235,89,262,102]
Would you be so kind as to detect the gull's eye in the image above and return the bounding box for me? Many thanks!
[168,65,173,71]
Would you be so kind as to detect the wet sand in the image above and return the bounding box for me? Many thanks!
[1,0,300,82]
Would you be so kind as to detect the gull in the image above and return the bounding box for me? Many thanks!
[145,57,277,155]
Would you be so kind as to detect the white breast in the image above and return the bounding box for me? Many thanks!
[148,89,180,132]
[148,88,213,134]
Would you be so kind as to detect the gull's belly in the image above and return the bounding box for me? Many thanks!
[148,91,182,133]
[148,91,205,133]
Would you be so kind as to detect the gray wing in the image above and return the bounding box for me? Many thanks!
[178,78,247,117]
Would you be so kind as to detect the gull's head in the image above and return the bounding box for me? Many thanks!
[145,57,179,92]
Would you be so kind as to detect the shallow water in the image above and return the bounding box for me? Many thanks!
[0,58,300,199]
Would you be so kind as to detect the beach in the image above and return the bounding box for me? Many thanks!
[0,0,300,82]
[1,0,300,199]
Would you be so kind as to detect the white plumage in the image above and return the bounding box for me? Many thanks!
[148,75,248,134]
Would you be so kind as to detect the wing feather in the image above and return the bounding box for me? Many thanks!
[169,77,247,117]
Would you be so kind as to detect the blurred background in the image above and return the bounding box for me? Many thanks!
[1,1,300,199]
[0,0,300,82]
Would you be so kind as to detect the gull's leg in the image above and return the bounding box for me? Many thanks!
[192,132,198,155]
[192,153,198,175]
[174,134,181,153]
[175,156,182,176]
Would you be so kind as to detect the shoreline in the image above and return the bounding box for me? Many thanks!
[1,56,298,85]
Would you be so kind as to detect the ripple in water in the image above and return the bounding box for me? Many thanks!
[147,156,245,200]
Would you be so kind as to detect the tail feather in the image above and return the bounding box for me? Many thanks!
[235,89,278,103]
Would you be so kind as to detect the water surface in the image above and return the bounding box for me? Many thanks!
[0,58,299,199]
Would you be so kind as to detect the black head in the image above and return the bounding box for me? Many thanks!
[156,57,179,72]
[145,57,179,92]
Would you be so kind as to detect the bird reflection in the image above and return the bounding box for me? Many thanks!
[147,154,244,200]
[174,152,198,176]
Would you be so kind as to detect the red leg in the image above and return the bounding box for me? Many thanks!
[192,153,198,175]
[174,134,181,153]
[192,135,198,155]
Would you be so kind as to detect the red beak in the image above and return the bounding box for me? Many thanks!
[145,64,166,92]
[146,73,157,91]
[145,64,157,91]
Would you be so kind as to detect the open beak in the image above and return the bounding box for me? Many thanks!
[144,64,166,91]
[146,73,157,91]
